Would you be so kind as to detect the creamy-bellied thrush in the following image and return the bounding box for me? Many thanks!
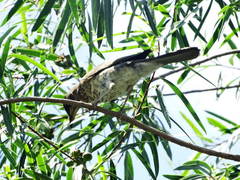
[64,47,200,122]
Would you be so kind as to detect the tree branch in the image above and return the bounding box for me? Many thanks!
[1,97,240,162]
[163,84,240,96]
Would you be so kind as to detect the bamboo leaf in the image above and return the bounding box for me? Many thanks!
[124,152,134,180]
[156,89,171,127]
[1,0,24,26]
[68,0,79,24]
[103,0,113,48]
[9,54,61,83]
[32,0,57,32]
[143,2,158,36]
[53,1,71,48]
[163,79,206,133]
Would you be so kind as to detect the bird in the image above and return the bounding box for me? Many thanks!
[64,47,200,122]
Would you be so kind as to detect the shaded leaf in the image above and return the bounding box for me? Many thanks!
[53,1,71,48]
[32,0,57,31]
[124,152,134,180]
[1,0,24,26]
[156,89,171,127]
[103,0,113,48]
[132,149,156,179]
[163,79,206,133]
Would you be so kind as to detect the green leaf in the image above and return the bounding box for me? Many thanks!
[91,0,100,30]
[53,1,71,48]
[9,54,61,83]
[109,159,117,180]
[143,133,160,176]
[68,0,79,24]
[67,27,80,68]
[124,152,134,180]
[36,149,47,174]
[177,69,190,84]
[1,0,24,26]
[96,1,104,47]
[126,5,137,38]
[0,140,16,167]
[1,106,14,136]
[90,131,122,152]
[194,0,213,40]
[156,89,171,127]
[143,2,158,36]
[163,79,206,133]
[132,149,156,179]
[66,167,73,180]
[205,111,237,126]
[207,117,227,131]
[180,112,211,142]
[32,0,57,32]
[103,0,113,48]
[0,37,12,78]
[204,7,232,54]
[0,26,17,47]
[13,47,59,60]
[175,160,212,176]
[24,169,52,180]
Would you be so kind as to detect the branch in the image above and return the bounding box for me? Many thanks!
[156,49,240,80]
[163,84,240,96]
[12,112,76,162]
[1,97,240,162]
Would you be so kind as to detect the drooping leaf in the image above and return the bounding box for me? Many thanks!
[124,152,134,180]
[32,0,57,32]
[103,0,113,48]
[53,1,71,48]
[163,79,206,133]
[9,54,61,83]
[1,0,25,26]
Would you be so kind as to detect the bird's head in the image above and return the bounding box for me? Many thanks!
[64,92,80,122]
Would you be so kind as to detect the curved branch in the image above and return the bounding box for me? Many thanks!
[156,49,240,80]
[163,84,240,96]
[1,97,240,162]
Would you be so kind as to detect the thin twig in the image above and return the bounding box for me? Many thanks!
[163,84,240,96]
[12,111,75,162]
[1,97,240,162]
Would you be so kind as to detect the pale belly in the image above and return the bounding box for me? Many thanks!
[85,62,157,103]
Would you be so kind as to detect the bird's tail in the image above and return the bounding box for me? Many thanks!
[131,47,200,78]
[137,47,200,64]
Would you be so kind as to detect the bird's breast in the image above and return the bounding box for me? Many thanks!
[87,64,145,103]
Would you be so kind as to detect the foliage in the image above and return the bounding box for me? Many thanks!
[0,0,240,179]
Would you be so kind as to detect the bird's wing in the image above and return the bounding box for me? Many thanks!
[83,49,152,80]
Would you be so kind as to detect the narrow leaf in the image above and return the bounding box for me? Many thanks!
[1,106,14,136]
[1,0,24,26]
[143,2,158,36]
[163,79,206,133]
[68,0,79,24]
[9,54,61,83]
[32,0,57,31]
[124,152,134,180]
[53,1,71,48]
[156,89,171,127]
[103,0,113,48]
